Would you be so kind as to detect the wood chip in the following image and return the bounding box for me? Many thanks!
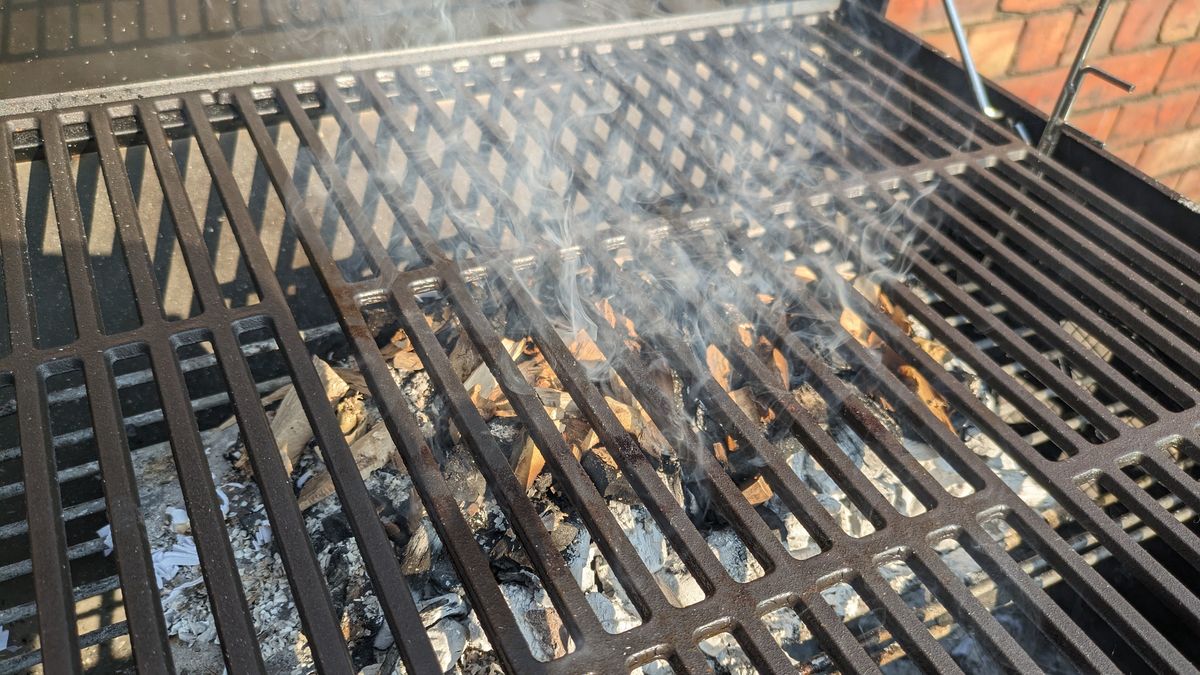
[332,367,370,395]
[740,474,773,505]
[392,350,425,372]
[736,323,754,348]
[380,329,411,358]
[269,357,350,475]
[297,420,399,509]
[840,307,874,348]
[771,347,789,389]
[595,298,639,344]
[728,387,760,422]
[568,329,605,364]
[512,435,546,492]
[503,337,528,360]
[793,265,817,283]
[914,336,953,365]
[706,345,733,392]
[896,365,955,433]
[260,385,292,407]
[878,291,911,335]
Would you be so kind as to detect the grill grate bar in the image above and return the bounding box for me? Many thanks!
[5,8,1200,672]
[232,88,445,675]
[1004,506,1197,672]
[79,354,174,671]
[589,250,877,541]
[229,88,539,674]
[409,268,683,613]
[798,590,883,674]
[941,169,1200,380]
[501,262,816,565]
[870,190,1170,421]
[908,544,1045,674]
[528,59,960,526]
[951,522,1119,672]
[1019,156,1200,277]
[815,218,1200,634]
[136,97,275,674]
[148,338,267,672]
[967,168,1200,337]
[817,18,1014,147]
[0,120,84,672]
[1101,467,1200,568]
[855,566,968,674]
[360,72,731,625]
[822,207,1113,450]
[369,60,769,596]
[915,175,1197,407]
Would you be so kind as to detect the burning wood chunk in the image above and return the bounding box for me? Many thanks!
[257,356,350,475]
[331,366,370,395]
[580,445,637,502]
[838,282,957,434]
[392,350,425,372]
[337,396,367,444]
[568,329,605,366]
[297,421,400,510]
[706,345,733,392]
[897,365,955,433]
[739,474,773,505]
[512,434,549,493]
[523,608,569,660]
[596,297,639,350]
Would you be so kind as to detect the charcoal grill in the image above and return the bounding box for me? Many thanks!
[3,0,1200,672]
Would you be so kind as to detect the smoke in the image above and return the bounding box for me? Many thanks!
[354,5,963,531]
[275,0,999,644]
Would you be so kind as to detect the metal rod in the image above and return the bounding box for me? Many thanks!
[941,0,1000,120]
[1037,0,1132,156]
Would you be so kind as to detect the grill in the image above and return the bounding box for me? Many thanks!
[3,0,1200,672]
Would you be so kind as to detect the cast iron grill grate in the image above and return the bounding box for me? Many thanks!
[2,4,1200,674]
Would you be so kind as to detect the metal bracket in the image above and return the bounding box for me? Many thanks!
[1037,0,1134,156]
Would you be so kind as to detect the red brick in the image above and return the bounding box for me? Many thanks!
[1000,67,1069,112]
[1137,127,1200,174]
[1111,141,1146,165]
[1160,42,1200,91]
[1068,106,1121,140]
[969,19,1025,76]
[960,0,1001,24]
[1112,0,1172,52]
[886,0,997,32]
[923,29,961,56]
[886,0,945,33]
[1014,11,1077,73]
[1177,166,1200,198]
[1000,67,1068,111]
[1000,0,1066,11]
[1075,46,1173,110]
[1162,0,1200,42]
[1161,171,1185,190]
[1060,1,1127,67]
[1109,90,1200,144]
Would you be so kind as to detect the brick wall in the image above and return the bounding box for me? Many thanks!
[885,0,1200,198]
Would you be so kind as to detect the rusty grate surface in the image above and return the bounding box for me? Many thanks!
[3,5,1200,674]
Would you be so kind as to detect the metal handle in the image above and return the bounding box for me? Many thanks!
[1037,0,1133,156]
[940,0,1002,120]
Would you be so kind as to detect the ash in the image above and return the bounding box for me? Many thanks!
[112,296,1058,675]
